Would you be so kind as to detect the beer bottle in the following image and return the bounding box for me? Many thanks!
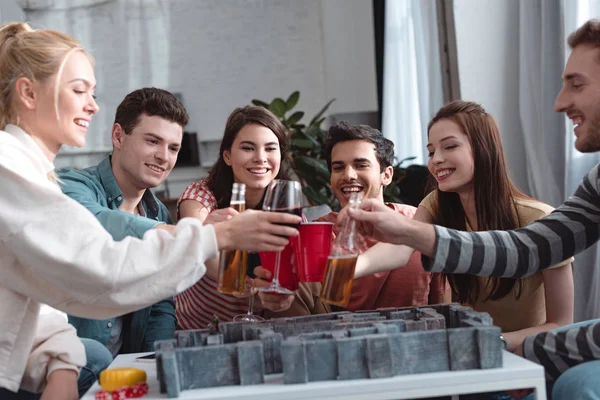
[320,191,363,307]
[217,183,248,294]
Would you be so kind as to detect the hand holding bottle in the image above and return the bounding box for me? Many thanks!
[346,198,412,244]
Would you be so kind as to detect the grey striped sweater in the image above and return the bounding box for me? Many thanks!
[422,164,600,381]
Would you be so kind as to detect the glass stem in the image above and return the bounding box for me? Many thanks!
[248,291,254,316]
[272,251,282,288]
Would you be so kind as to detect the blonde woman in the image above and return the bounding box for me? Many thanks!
[0,22,300,399]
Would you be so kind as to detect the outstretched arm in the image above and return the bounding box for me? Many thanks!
[350,164,600,278]
[352,205,435,278]
[2,155,300,320]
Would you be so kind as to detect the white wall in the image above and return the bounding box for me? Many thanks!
[0,0,23,24]
[321,0,378,116]
[20,0,377,152]
[0,0,378,194]
[453,0,529,193]
[13,0,377,195]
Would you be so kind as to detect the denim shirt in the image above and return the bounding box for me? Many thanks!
[58,156,176,353]
[58,156,171,240]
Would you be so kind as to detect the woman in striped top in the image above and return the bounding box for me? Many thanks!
[175,106,291,329]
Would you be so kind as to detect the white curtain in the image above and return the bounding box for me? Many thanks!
[381,0,444,165]
[561,0,600,322]
[518,0,566,209]
[518,0,600,322]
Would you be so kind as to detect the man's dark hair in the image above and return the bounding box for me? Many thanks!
[114,87,189,134]
[324,121,394,172]
[568,18,600,50]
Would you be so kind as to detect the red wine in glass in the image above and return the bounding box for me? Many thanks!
[257,180,303,294]
[272,206,303,231]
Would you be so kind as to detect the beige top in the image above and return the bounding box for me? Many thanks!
[0,125,218,392]
[420,191,573,332]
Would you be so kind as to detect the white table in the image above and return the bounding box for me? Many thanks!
[82,351,547,399]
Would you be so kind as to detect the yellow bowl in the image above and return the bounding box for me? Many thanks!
[99,367,147,392]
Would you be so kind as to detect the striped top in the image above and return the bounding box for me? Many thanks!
[177,179,218,220]
[422,164,600,381]
[175,180,248,329]
[175,274,249,329]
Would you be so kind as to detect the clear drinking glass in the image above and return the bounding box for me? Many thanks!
[255,179,303,295]
[233,287,265,322]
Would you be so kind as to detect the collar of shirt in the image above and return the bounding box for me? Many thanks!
[4,124,55,178]
[97,156,162,219]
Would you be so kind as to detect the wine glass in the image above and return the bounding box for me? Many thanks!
[256,179,303,295]
[233,287,265,322]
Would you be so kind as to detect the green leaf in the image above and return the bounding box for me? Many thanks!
[305,125,322,138]
[315,128,327,141]
[297,130,320,147]
[302,185,329,206]
[251,99,269,108]
[287,111,304,127]
[269,98,287,118]
[291,138,314,150]
[286,91,300,111]
[296,156,330,181]
[309,98,335,126]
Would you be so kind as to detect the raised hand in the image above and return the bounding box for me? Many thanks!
[345,198,409,244]
[347,198,436,257]
[214,210,301,252]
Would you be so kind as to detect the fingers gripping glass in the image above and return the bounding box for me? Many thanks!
[256,180,302,295]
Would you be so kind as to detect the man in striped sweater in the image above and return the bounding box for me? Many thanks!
[350,19,600,400]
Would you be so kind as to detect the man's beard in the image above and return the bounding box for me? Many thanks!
[579,108,600,153]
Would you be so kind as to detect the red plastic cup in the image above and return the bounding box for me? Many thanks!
[293,222,334,282]
[259,241,299,292]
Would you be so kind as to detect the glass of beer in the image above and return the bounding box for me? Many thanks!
[217,183,248,294]
[320,192,362,307]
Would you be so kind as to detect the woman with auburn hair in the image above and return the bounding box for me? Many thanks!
[420,101,573,353]
[356,101,573,360]
[176,106,329,328]
[0,22,299,400]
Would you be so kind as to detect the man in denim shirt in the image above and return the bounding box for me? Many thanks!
[58,87,188,395]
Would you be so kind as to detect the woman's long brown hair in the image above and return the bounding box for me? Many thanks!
[427,101,530,303]
[205,106,290,209]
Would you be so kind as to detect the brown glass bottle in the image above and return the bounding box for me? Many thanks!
[320,192,363,307]
[217,183,248,294]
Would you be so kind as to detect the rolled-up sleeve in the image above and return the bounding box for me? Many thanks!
[20,306,85,393]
